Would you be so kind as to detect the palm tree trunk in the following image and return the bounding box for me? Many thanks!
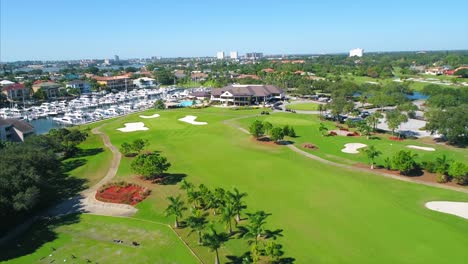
[198,231,202,245]
[215,249,220,264]
[228,220,232,234]
[236,212,240,222]
[371,163,374,170]
[174,218,178,228]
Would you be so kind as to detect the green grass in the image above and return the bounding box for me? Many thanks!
[62,132,113,187]
[235,113,468,166]
[1,214,199,264]
[5,108,468,264]
[286,102,321,111]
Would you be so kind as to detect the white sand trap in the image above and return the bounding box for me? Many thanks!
[139,114,160,119]
[178,115,207,125]
[117,122,149,132]
[407,145,435,151]
[425,201,468,220]
[341,143,367,154]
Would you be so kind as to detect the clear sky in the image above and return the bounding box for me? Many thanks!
[1,0,467,61]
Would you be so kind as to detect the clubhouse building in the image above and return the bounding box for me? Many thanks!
[210,85,284,106]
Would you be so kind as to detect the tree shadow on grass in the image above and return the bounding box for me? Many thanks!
[226,251,251,264]
[152,173,187,185]
[62,159,87,173]
[0,213,81,262]
[73,147,104,158]
[277,140,295,145]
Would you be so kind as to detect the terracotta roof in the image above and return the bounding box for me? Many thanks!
[236,74,260,80]
[93,75,130,81]
[2,83,25,91]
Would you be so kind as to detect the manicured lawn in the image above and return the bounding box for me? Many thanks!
[62,132,113,187]
[286,102,321,111]
[0,214,199,264]
[235,113,468,166]
[97,108,468,263]
[6,108,468,264]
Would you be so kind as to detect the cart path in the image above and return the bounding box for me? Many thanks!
[224,114,468,194]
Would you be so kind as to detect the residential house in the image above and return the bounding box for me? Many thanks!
[191,72,208,82]
[66,80,91,94]
[93,75,133,90]
[1,83,29,101]
[174,70,187,79]
[133,77,156,89]
[0,80,15,87]
[188,91,211,101]
[32,81,61,98]
[0,118,35,142]
[425,67,444,75]
[211,85,284,106]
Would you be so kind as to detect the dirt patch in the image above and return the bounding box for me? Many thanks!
[302,143,319,150]
[353,163,468,189]
[96,182,151,205]
[250,136,280,147]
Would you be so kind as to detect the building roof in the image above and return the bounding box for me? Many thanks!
[67,80,89,85]
[2,83,25,91]
[93,75,130,81]
[32,81,61,88]
[0,118,34,134]
[190,91,211,97]
[0,80,15,86]
[212,85,283,97]
[236,74,260,80]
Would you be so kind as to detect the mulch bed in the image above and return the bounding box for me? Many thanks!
[302,143,319,150]
[96,182,151,205]
[353,163,467,188]
[389,136,404,141]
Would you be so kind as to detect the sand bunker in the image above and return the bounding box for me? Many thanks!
[117,122,149,132]
[341,143,367,154]
[178,115,207,125]
[407,145,435,151]
[425,201,468,220]
[139,114,160,119]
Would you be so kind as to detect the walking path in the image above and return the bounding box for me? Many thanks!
[224,114,468,194]
[0,124,136,245]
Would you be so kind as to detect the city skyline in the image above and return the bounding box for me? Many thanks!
[1,0,468,61]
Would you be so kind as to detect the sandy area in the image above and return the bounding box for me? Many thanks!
[407,145,435,151]
[117,122,149,132]
[425,201,468,220]
[341,143,367,154]
[178,115,207,125]
[139,114,160,119]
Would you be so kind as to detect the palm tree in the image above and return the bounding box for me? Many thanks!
[165,195,187,228]
[265,241,284,263]
[187,189,202,209]
[198,184,211,209]
[186,209,208,244]
[227,188,248,223]
[202,226,229,264]
[318,123,328,136]
[364,145,381,169]
[241,211,269,245]
[219,203,236,234]
[180,179,194,194]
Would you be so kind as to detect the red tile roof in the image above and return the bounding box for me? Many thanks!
[2,83,25,91]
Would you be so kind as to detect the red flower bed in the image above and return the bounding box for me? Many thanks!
[96,182,151,205]
[389,136,404,141]
[329,131,337,136]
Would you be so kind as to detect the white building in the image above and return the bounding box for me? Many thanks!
[349,48,364,57]
[133,77,157,89]
[230,51,238,60]
[216,51,225,59]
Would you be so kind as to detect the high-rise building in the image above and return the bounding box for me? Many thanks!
[349,48,364,57]
[104,58,111,65]
[230,51,238,60]
[114,55,120,61]
[216,51,225,59]
[245,52,263,60]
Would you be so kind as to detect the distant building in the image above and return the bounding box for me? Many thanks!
[425,67,444,75]
[1,83,29,101]
[246,52,263,60]
[174,70,187,79]
[133,77,156,89]
[0,80,15,86]
[191,71,209,82]
[230,51,238,60]
[211,84,284,106]
[0,118,34,142]
[104,58,111,65]
[93,75,133,90]
[349,48,364,57]
[114,55,120,61]
[216,51,225,59]
[66,80,91,94]
[32,81,61,98]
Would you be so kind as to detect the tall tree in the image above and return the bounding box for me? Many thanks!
[249,120,265,139]
[219,203,236,234]
[165,195,187,228]
[186,209,208,244]
[364,145,381,169]
[227,188,248,222]
[202,226,229,264]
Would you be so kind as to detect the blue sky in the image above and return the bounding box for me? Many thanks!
[1,0,467,61]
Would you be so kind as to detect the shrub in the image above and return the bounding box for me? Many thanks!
[270,127,285,143]
[436,174,450,183]
[383,157,393,170]
[131,152,171,179]
[422,161,437,173]
[392,151,418,175]
[448,161,468,185]
[288,127,296,137]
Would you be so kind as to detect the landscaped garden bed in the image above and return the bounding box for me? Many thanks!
[96,181,151,205]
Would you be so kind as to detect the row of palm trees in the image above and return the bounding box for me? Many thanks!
[165,180,293,264]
